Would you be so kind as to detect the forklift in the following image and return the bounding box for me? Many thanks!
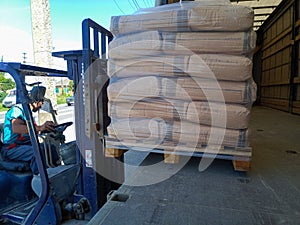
[0,19,124,225]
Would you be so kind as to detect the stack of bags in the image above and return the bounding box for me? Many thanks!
[107,0,256,150]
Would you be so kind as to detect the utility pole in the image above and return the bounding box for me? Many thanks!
[22,52,27,63]
[30,0,57,123]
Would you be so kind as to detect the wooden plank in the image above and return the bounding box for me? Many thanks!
[295,34,300,42]
[262,27,292,51]
[261,41,293,60]
[261,80,290,86]
[105,148,124,158]
[295,19,300,28]
[292,108,300,115]
[232,159,251,172]
[260,98,289,112]
[292,100,300,115]
[294,77,300,83]
[260,97,289,106]
[164,150,180,164]
[293,101,300,107]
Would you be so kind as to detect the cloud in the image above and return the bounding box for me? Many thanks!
[0,25,79,70]
[53,39,81,52]
[0,26,34,63]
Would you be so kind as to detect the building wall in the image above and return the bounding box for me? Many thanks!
[255,0,300,114]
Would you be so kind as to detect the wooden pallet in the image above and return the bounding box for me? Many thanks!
[105,139,252,171]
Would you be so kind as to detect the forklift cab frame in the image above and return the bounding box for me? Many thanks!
[0,63,84,224]
[0,19,123,224]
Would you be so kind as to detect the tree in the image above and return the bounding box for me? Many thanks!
[0,72,16,92]
[68,80,74,95]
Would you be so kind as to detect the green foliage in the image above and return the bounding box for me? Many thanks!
[0,91,7,102]
[0,72,16,92]
[68,80,74,94]
[56,94,67,105]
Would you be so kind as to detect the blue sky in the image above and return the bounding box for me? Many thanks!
[0,0,155,64]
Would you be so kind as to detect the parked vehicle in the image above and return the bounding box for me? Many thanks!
[66,95,74,106]
[2,89,16,108]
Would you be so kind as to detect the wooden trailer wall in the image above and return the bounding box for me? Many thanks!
[254,0,300,114]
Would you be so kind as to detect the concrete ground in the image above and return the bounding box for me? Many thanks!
[88,106,300,225]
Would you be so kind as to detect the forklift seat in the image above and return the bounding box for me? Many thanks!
[0,140,31,172]
[0,123,31,172]
[0,153,31,172]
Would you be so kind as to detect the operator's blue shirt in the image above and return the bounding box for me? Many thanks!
[3,104,31,148]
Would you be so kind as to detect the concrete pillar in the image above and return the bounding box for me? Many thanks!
[30,0,57,123]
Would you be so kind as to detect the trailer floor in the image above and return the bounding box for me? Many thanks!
[88,106,300,225]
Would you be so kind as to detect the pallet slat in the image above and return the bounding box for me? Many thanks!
[106,140,251,157]
[105,140,252,171]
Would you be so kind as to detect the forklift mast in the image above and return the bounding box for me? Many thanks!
[53,18,124,217]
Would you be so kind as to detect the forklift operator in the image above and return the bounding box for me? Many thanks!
[0,86,59,174]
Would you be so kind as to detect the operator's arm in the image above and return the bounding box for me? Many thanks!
[11,118,29,134]
[11,118,55,134]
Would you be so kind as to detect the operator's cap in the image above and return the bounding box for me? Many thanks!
[30,86,46,103]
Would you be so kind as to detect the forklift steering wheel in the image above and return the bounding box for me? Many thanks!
[40,121,73,134]
[53,121,73,133]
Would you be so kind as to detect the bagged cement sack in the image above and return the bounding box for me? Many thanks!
[108,99,188,121]
[107,118,171,145]
[108,76,161,102]
[172,121,248,148]
[109,30,256,58]
[110,1,254,36]
[108,100,250,130]
[164,77,253,104]
[186,102,251,129]
[108,54,253,82]
[108,76,254,104]
[107,118,248,148]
